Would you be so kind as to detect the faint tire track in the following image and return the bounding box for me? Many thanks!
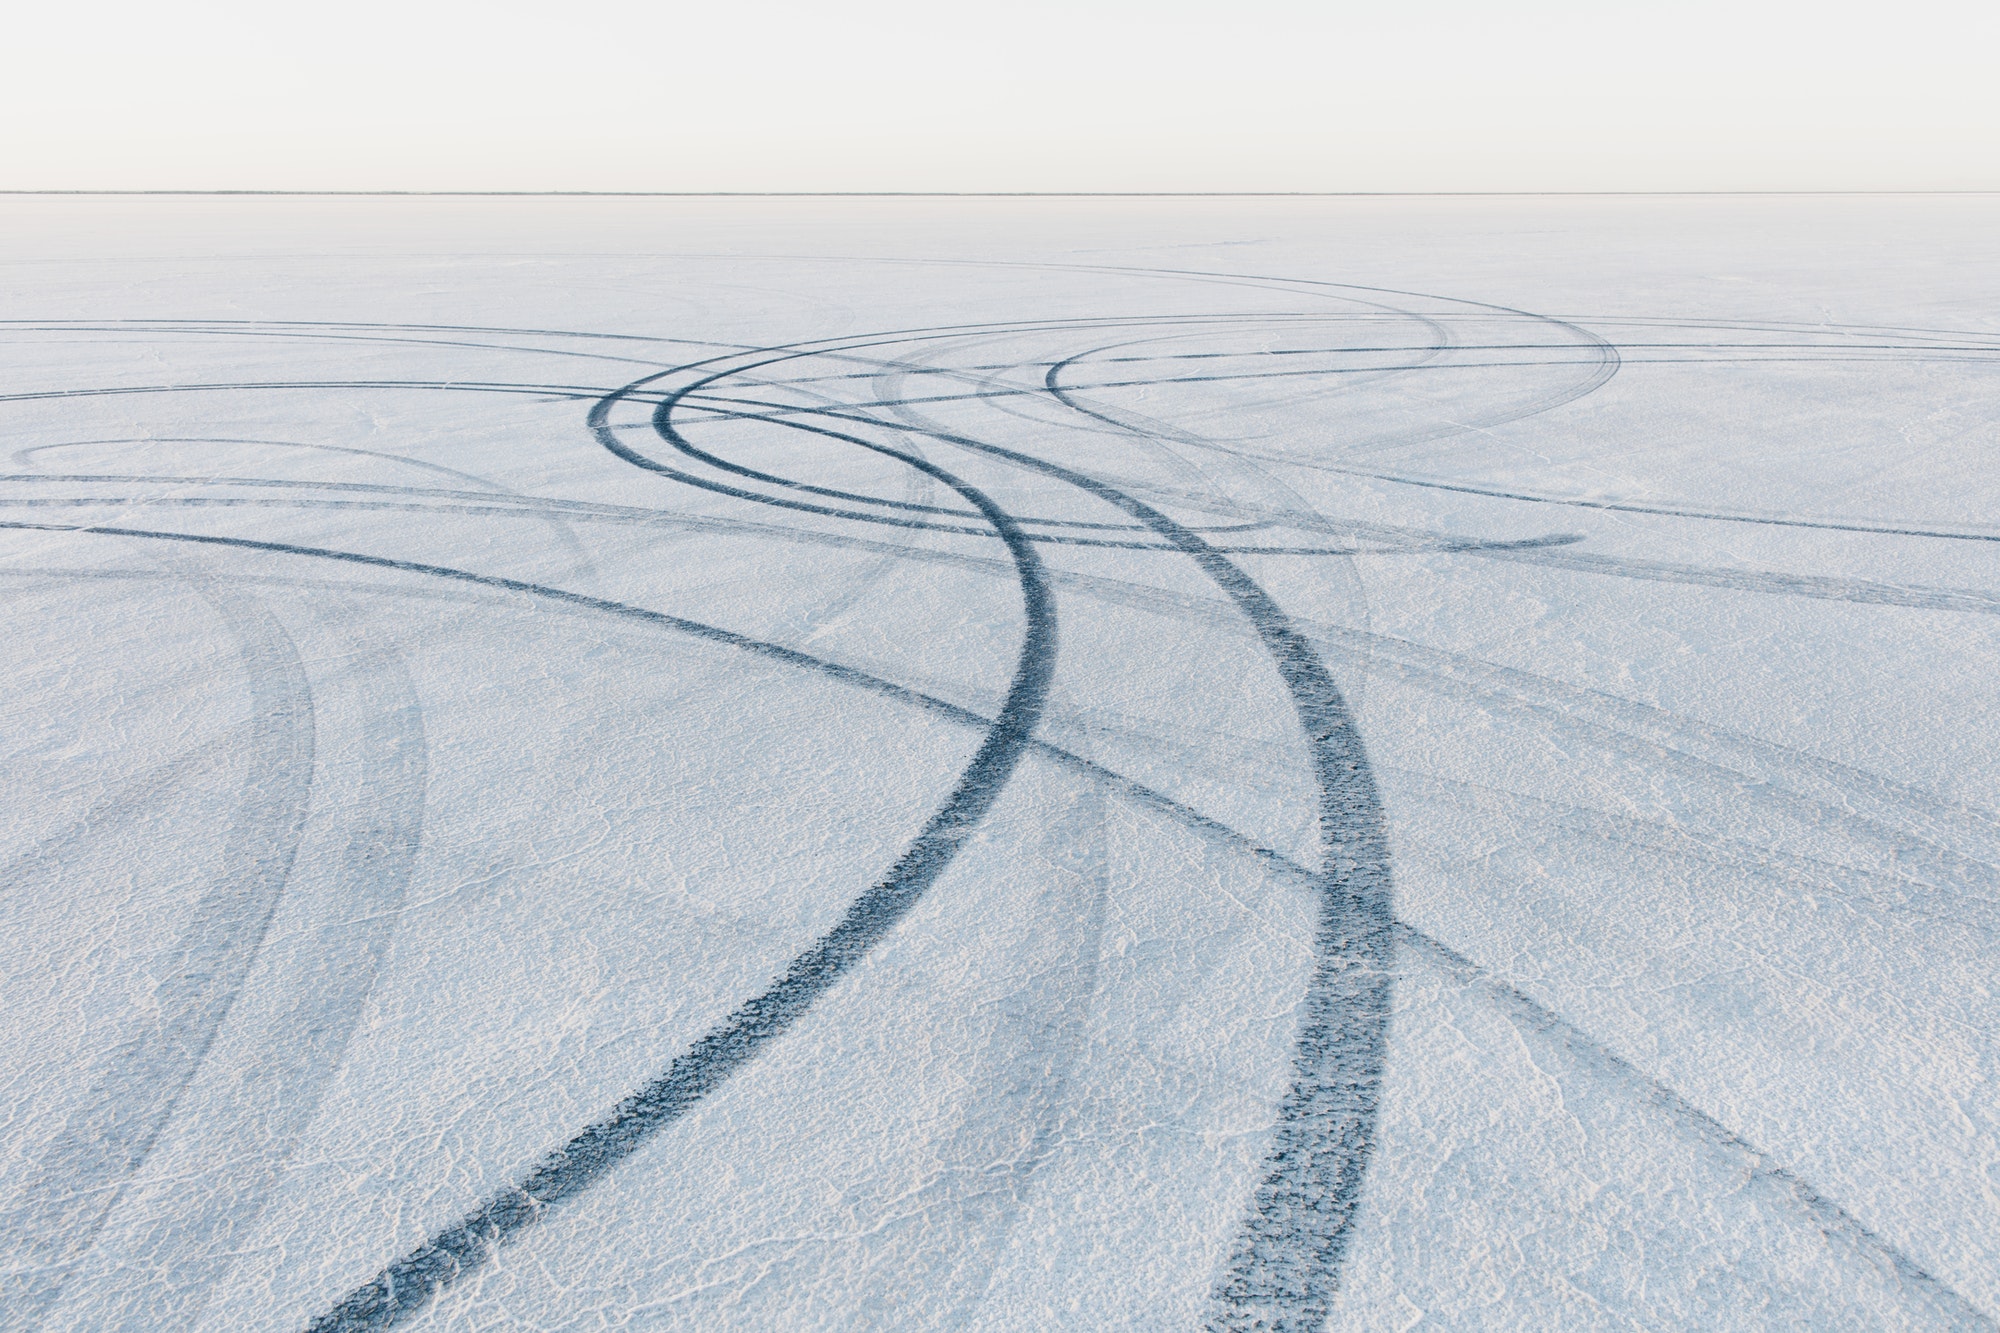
[7,271,1994,1329]
[0,566,315,1330]
[42,635,428,1331]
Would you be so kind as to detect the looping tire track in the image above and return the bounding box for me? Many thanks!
[39,634,430,1332]
[595,331,1397,1329]
[591,294,1994,1326]
[316,294,1984,1326]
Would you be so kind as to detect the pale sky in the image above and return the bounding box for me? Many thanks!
[2,0,1995,192]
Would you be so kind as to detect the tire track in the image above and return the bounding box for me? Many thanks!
[919,442,1391,1333]
[1395,922,1997,1333]
[649,304,1994,1326]
[725,323,2000,872]
[12,275,1994,1327]
[304,401,1057,1328]
[1232,454,2000,545]
[41,636,427,1331]
[616,342,1397,1329]
[0,566,316,1330]
[13,438,599,584]
[4,518,1978,1328]
[777,254,1624,459]
[0,486,1491,557]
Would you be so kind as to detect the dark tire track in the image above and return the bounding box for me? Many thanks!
[9,271,1993,1327]
[13,437,600,583]
[302,407,1057,1328]
[0,482,1483,557]
[3,517,1981,1328]
[615,344,1396,1329]
[907,442,1390,1333]
[623,297,1998,1326]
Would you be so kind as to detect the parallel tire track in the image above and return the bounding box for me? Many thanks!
[0,569,316,1328]
[8,276,1994,1330]
[606,340,1394,1329]
[302,397,1058,1328]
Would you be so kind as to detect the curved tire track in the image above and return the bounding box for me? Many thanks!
[39,635,428,1331]
[615,344,1397,1328]
[0,566,315,1329]
[303,404,1057,1329]
[3,514,1982,1328]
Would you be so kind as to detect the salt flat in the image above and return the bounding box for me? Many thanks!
[1,195,1996,1331]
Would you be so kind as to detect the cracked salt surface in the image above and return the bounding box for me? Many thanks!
[1,194,1996,1330]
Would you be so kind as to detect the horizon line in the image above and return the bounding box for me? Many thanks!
[2,189,1997,198]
